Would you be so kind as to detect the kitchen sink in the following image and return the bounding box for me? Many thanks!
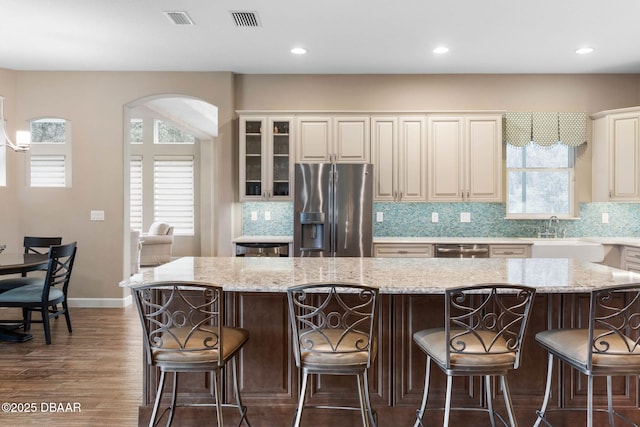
[527,239,605,262]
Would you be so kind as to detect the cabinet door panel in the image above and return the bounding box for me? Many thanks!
[372,117,397,201]
[428,117,463,201]
[334,116,370,163]
[229,292,298,403]
[297,117,331,162]
[239,117,266,201]
[399,117,427,201]
[467,117,502,201]
[611,115,640,199]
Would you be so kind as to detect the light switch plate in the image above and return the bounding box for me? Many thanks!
[376,212,384,222]
[431,212,439,223]
[602,212,609,223]
[460,212,471,223]
[90,210,105,221]
[264,211,271,221]
[251,211,258,221]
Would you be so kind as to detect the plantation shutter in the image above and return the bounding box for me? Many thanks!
[153,156,194,235]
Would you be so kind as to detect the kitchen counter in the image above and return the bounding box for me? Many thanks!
[123,256,640,294]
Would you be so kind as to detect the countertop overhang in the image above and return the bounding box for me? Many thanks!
[123,256,640,294]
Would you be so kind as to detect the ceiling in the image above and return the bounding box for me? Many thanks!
[1,0,640,74]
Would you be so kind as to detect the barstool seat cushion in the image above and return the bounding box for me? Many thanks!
[536,328,640,372]
[414,328,517,369]
[299,329,376,368]
[152,326,249,367]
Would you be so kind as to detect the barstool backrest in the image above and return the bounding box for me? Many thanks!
[588,283,640,368]
[444,283,536,370]
[287,282,378,369]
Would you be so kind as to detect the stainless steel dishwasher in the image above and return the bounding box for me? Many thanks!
[435,243,490,258]
[235,242,289,257]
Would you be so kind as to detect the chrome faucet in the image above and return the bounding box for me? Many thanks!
[537,216,564,238]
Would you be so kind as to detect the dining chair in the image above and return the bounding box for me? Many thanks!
[0,241,77,344]
[0,236,63,293]
[287,282,379,427]
[534,283,640,427]
[413,283,536,427]
[131,281,251,427]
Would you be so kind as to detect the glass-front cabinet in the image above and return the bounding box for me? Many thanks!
[239,116,293,201]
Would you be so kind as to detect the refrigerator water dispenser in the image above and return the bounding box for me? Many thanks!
[299,212,325,252]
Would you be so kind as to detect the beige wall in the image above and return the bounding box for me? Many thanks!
[3,72,640,303]
[3,71,236,303]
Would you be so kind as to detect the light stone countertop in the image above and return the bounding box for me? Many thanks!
[123,257,640,294]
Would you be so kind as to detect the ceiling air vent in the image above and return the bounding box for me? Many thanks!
[164,11,194,26]
[231,11,261,27]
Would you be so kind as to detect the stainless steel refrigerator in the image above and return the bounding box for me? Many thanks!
[294,163,373,257]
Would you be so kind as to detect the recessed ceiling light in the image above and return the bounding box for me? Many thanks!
[433,46,449,54]
[576,47,594,55]
[291,47,307,55]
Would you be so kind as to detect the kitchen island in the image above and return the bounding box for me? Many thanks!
[123,257,640,426]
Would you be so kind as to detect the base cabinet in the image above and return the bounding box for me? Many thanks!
[139,291,640,426]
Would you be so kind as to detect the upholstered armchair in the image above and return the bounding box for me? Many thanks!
[139,222,174,266]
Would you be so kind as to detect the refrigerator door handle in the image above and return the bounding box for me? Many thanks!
[343,220,349,250]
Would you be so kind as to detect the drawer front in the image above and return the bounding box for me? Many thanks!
[623,246,640,270]
[374,243,433,258]
[489,245,530,258]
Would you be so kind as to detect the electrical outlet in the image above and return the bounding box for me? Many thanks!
[602,212,609,223]
[431,212,439,223]
[460,212,471,223]
[90,210,105,221]
[251,211,258,221]
[264,211,271,221]
[376,212,384,222]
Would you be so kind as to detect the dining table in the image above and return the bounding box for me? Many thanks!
[0,252,49,342]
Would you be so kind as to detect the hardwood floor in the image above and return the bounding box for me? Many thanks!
[0,306,142,426]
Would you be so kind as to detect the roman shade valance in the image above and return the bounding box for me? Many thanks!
[503,112,586,147]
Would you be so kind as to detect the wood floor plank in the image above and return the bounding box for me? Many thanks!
[0,306,142,426]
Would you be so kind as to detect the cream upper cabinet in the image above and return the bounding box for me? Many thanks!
[427,114,502,202]
[592,107,640,201]
[239,116,293,201]
[296,116,370,163]
[372,116,427,201]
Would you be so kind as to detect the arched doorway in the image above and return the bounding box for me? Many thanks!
[123,95,218,275]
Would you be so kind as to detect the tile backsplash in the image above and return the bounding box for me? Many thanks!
[241,202,640,238]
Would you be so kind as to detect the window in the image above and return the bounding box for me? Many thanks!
[130,119,198,236]
[29,118,71,187]
[155,120,195,144]
[153,156,194,235]
[506,143,575,218]
[130,155,143,232]
[130,119,143,145]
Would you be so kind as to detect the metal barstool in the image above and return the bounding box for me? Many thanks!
[287,282,379,427]
[131,281,251,427]
[413,283,536,427]
[535,283,640,427]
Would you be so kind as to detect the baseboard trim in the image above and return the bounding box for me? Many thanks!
[67,295,132,308]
